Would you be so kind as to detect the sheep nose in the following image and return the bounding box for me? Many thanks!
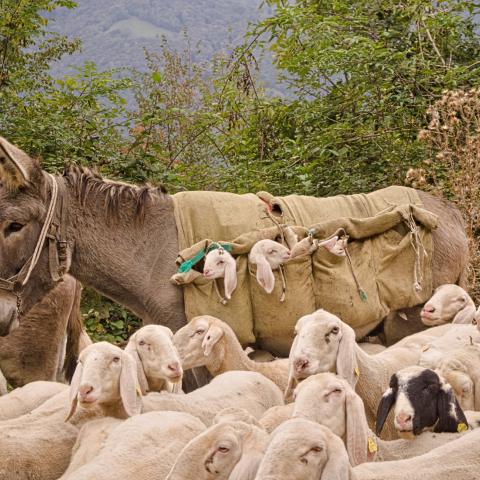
[203,269,211,276]
[396,413,412,428]
[78,384,94,399]
[294,357,309,374]
[167,362,182,376]
[423,304,435,313]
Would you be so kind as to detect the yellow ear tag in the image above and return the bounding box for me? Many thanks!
[354,367,360,378]
[457,423,468,433]
[368,437,378,453]
[422,345,430,352]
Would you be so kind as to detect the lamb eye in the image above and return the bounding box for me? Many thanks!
[112,356,120,363]
[5,222,24,236]
[217,260,224,265]
[138,340,146,346]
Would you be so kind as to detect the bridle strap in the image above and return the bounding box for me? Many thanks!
[0,173,67,296]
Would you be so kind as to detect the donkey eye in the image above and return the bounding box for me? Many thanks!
[5,222,24,236]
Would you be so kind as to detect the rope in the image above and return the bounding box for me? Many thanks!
[21,173,58,286]
[344,245,368,302]
[404,211,427,292]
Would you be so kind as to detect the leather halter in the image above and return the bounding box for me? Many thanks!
[0,173,69,313]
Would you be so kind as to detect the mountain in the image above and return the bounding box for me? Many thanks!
[48,0,281,93]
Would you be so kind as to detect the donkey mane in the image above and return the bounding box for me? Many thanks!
[62,165,167,221]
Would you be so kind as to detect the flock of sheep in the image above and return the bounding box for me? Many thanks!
[0,269,479,479]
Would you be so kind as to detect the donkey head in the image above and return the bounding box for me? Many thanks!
[0,137,55,331]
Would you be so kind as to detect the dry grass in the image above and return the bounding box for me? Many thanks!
[412,89,480,301]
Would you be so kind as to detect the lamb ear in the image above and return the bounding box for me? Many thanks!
[376,386,396,436]
[336,323,358,387]
[0,137,39,189]
[452,304,476,324]
[321,430,352,480]
[120,352,142,417]
[434,385,468,433]
[201,324,224,356]
[321,236,339,253]
[65,362,83,422]
[284,335,300,402]
[223,257,238,300]
[125,335,149,395]
[345,388,372,465]
[256,256,275,294]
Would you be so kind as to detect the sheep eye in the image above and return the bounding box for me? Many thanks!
[217,260,224,265]
[331,326,339,334]
[218,446,230,453]
[112,356,120,363]
[329,388,342,395]
[138,340,146,346]
[300,457,308,465]
[5,222,24,236]
[195,329,205,335]
[310,446,323,453]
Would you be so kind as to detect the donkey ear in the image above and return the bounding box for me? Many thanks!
[65,362,83,422]
[125,335,149,395]
[223,257,237,300]
[0,137,40,189]
[201,324,224,356]
[376,386,397,436]
[345,389,372,466]
[321,429,352,480]
[336,323,358,387]
[452,304,475,324]
[120,352,142,417]
[434,385,468,433]
[256,256,275,294]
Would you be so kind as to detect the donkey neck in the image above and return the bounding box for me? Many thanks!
[60,175,184,328]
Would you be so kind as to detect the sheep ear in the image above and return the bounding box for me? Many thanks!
[65,362,83,422]
[321,430,352,480]
[285,335,299,402]
[201,324,224,356]
[434,385,468,433]
[345,389,372,466]
[125,336,149,395]
[452,305,476,324]
[120,352,142,417]
[223,257,237,300]
[228,452,263,480]
[256,256,275,294]
[336,323,358,387]
[376,387,396,436]
[0,137,39,189]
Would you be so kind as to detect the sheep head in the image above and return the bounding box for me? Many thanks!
[421,284,475,326]
[173,315,226,371]
[285,309,358,401]
[67,342,142,421]
[203,247,237,299]
[125,325,183,394]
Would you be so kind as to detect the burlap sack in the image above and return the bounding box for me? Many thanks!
[172,187,438,353]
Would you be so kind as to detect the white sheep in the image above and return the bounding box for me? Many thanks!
[421,284,477,326]
[166,409,269,480]
[61,411,206,479]
[289,234,348,259]
[141,370,284,426]
[0,380,67,421]
[248,239,290,293]
[435,344,480,411]
[173,315,289,391]
[353,428,480,480]
[0,342,141,480]
[125,324,183,394]
[286,309,436,439]
[292,372,469,466]
[203,246,237,299]
[255,417,353,480]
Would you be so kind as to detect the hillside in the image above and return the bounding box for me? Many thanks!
[48,0,279,92]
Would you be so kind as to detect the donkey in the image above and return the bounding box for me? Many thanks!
[0,137,469,389]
